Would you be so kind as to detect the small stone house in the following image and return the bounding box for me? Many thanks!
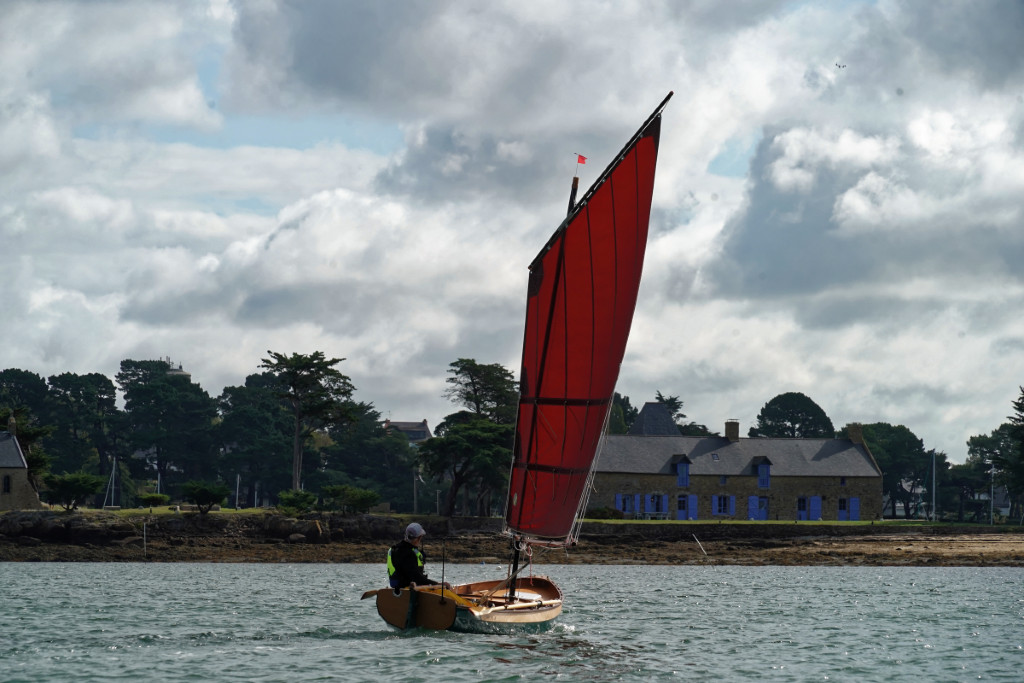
[590,404,882,521]
[383,419,433,444]
[0,428,44,511]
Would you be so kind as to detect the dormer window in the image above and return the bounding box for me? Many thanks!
[711,453,719,461]
[676,462,690,487]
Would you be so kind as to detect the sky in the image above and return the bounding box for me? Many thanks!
[3,0,1023,462]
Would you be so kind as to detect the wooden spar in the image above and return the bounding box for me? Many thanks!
[507,539,521,602]
[567,176,579,215]
[480,556,532,601]
[487,598,562,612]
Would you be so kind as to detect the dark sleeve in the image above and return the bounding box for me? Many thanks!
[393,544,436,585]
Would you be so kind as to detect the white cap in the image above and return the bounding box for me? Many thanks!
[405,522,426,541]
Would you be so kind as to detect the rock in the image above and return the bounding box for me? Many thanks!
[112,536,144,547]
[17,536,41,546]
[287,533,307,544]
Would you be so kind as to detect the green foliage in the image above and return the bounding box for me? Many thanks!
[610,393,639,434]
[749,392,835,438]
[117,359,218,488]
[139,493,170,508]
[417,414,513,516]
[43,472,105,511]
[998,389,1024,518]
[181,480,230,514]
[1,405,54,486]
[45,372,122,477]
[654,390,686,421]
[314,402,415,511]
[276,489,318,515]
[946,456,991,522]
[443,359,518,425]
[0,368,50,416]
[217,372,294,506]
[322,484,381,514]
[855,422,931,519]
[259,351,356,491]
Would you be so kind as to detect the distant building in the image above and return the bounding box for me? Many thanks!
[590,403,882,521]
[1,419,45,511]
[383,419,433,444]
[627,401,681,435]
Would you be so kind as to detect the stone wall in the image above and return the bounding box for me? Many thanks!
[590,472,882,521]
[0,468,45,511]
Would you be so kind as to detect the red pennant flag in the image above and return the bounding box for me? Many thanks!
[577,154,587,164]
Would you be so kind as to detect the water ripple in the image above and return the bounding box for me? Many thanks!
[1,563,1022,681]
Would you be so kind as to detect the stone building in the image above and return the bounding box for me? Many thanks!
[590,404,882,521]
[382,419,433,444]
[1,422,45,511]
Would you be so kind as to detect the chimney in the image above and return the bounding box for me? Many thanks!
[7,415,15,436]
[725,419,739,442]
[847,422,864,445]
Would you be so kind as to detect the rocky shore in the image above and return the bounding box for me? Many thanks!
[1,510,1022,566]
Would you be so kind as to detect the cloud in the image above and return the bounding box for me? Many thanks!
[4,0,1024,461]
[0,1,223,129]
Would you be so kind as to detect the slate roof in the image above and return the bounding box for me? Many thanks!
[384,419,433,443]
[0,432,28,469]
[597,434,881,478]
[627,402,679,435]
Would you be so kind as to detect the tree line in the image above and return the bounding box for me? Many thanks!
[3,356,1023,522]
[0,353,415,512]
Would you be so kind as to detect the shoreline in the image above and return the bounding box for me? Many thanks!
[1,510,1022,565]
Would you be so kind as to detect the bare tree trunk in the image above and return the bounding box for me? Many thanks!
[292,416,303,491]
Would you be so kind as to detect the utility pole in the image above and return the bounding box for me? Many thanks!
[990,460,995,525]
[931,450,936,521]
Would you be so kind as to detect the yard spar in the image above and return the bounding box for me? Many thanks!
[364,92,672,632]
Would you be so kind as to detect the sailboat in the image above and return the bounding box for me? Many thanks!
[363,92,672,633]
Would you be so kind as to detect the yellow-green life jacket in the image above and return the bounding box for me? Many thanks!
[387,545,424,586]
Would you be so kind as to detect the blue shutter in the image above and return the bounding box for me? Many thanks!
[810,496,822,520]
[661,494,668,514]
[633,494,641,515]
[850,497,860,521]
[677,463,690,487]
[688,494,698,520]
[711,495,718,515]
[748,496,759,520]
[615,493,623,511]
[728,496,736,516]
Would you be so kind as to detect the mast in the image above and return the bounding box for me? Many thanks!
[567,176,580,215]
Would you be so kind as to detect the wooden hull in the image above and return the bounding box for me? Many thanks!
[366,576,563,634]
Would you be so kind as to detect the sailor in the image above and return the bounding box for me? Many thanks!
[387,522,448,589]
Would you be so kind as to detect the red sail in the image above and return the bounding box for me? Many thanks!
[505,98,668,541]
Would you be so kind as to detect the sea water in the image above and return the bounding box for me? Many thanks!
[1,563,1020,681]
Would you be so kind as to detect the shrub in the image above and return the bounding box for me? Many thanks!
[139,493,170,509]
[277,489,317,516]
[180,481,230,515]
[43,472,105,511]
[321,484,381,514]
